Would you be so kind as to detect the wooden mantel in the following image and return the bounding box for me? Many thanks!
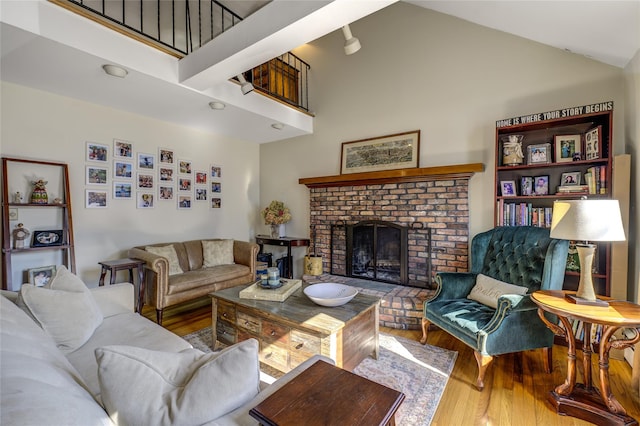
[299,163,484,188]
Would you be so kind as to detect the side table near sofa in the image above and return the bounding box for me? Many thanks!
[98,258,146,313]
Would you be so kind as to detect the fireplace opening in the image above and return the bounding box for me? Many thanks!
[346,220,408,286]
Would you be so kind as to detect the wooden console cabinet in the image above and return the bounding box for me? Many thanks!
[210,285,380,373]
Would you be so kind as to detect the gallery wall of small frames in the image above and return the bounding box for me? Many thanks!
[85,140,222,210]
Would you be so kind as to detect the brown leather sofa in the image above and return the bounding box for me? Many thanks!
[129,239,258,324]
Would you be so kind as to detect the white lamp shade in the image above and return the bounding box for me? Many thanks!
[550,199,626,242]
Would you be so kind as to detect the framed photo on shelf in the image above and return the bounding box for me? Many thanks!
[86,166,108,185]
[27,265,57,286]
[500,180,517,197]
[585,126,601,160]
[527,143,551,165]
[561,171,581,186]
[86,142,108,162]
[533,175,549,195]
[521,177,533,196]
[340,130,420,174]
[32,230,63,247]
[554,134,581,163]
[86,189,108,208]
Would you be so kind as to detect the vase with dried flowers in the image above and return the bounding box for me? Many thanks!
[262,200,291,238]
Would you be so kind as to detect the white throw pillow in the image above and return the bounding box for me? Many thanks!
[17,265,103,353]
[145,244,184,275]
[202,239,234,267]
[467,273,528,309]
[96,339,261,426]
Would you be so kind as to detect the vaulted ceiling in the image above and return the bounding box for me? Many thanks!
[1,1,637,144]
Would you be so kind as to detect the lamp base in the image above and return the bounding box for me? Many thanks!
[565,294,609,307]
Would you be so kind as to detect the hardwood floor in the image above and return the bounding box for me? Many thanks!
[144,300,640,425]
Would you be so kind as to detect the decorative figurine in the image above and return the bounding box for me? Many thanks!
[30,179,48,204]
[53,197,63,205]
[13,192,23,203]
[502,134,524,166]
[12,223,30,249]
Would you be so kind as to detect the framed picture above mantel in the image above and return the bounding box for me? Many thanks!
[340,130,420,174]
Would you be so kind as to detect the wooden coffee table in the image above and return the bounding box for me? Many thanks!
[249,359,405,426]
[210,284,380,373]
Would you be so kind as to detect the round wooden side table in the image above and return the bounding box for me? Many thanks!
[531,290,640,425]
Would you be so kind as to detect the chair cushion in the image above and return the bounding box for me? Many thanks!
[96,339,261,425]
[16,265,103,354]
[467,273,528,309]
[202,239,234,267]
[427,298,496,339]
[146,244,184,275]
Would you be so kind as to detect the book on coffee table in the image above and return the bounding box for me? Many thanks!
[239,278,301,302]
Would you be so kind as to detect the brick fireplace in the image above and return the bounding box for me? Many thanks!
[299,164,483,329]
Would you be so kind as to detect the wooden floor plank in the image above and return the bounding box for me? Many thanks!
[146,302,640,425]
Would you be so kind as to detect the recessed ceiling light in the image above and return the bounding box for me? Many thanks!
[209,101,226,110]
[102,64,128,78]
[271,123,284,130]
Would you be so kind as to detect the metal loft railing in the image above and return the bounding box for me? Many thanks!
[246,52,310,112]
[52,0,243,56]
[50,0,311,111]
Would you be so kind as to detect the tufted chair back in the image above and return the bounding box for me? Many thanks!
[470,226,565,292]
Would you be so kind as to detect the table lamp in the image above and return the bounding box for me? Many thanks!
[550,199,626,306]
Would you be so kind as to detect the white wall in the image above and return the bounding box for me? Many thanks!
[624,49,640,303]
[260,2,628,279]
[1,82,260,289]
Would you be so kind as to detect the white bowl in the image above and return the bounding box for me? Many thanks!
[303,283,358,307]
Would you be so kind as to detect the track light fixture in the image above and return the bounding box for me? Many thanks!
[341,24,361,55]
[237,74,254,95]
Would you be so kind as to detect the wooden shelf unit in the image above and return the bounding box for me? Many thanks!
[1,157,76,290]
[494,106,623,298]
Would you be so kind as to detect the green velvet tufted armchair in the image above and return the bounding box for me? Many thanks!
[421,226,569,390]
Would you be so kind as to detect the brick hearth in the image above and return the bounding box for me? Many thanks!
[303,274,436,330]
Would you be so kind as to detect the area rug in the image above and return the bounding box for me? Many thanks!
[183,328,457,426]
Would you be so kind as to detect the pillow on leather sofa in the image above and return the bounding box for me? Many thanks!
[467,273,528,309]
[17,265,103,354]
[96,338,260,425]
[145,244,184,275]
[202,239,234,267]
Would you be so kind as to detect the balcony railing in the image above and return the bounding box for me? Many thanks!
[50,0,310,111]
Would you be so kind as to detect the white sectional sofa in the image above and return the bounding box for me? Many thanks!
[0,268,330,425]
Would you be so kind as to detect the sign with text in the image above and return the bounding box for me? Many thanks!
[496,101,613,128]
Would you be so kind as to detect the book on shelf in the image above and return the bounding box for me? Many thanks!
[585,166,607,195]
[556,185,589,194]
[496,200,551,227]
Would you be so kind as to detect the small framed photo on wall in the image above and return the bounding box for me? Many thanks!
[86,142,108,162]
[195,188,207,201]
[179,159,192,175]
[114,161,133,179]
[137,153,155,170]
[158,148,174,165]
[211,198,221,209]
[178,195,192,209]
[210,165,222,178]
[113,182,132,199]
[86,189,108,208]
[500,180,517,197]
[159,186,174,200]
[86,166,108,185]
[554,134,581,163]
[113,139,133,158]
[534,175,549,195]
[137,192,154,209]
[137,173,154,189]
[195,171,207,185]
